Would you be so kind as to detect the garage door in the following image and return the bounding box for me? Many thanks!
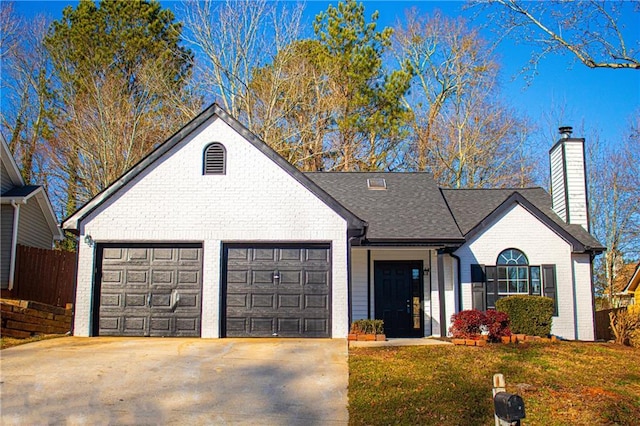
[224,244,331,338]
[96,244,203,337]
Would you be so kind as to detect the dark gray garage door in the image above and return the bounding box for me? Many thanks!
[96,244,203,337]
[224,244,331,338]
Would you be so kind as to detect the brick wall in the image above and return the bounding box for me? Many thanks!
[73,117,349,338]
[455,203,595,340]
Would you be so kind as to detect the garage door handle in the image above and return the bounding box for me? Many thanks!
[171,291,180,311]
[147,294,152,307]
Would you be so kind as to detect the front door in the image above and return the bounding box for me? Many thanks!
[374,261,423,338]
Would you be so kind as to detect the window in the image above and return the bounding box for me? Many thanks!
[497,249,533,297]
[471,249,556,314]
[203,143,226,175]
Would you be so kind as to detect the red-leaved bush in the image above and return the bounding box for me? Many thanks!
[449,309,486,339]
[449,309,511,342]
[485,310,511,342]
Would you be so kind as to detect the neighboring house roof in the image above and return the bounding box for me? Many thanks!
[1,139,63,241]
[1,135,25,187]
[2,185,41,198]
[306,172,464,246]
[62,103,367,234]
[441,188,604,253]
[623,263,640,294]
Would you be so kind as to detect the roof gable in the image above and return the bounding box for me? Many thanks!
[442,188,604,253]
[62,103,365,233]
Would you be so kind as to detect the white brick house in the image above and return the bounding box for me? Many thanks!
[63,105,604,340]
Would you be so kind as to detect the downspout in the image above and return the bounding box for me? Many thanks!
[8,200,24,291]
[450,253,462,313]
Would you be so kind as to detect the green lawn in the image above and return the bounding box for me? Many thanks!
[349,341,640,425]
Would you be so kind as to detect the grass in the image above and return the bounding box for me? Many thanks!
[0,334,64,350]
[349,341,640,425]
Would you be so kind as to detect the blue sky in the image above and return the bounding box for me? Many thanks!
[10,0,640,149]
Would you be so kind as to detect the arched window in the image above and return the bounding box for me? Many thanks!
[203,143,226,175]
[496,249,540,296]
[497,249,528,265]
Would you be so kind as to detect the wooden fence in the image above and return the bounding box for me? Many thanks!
[13,245,76,308]
[595,307,626,341]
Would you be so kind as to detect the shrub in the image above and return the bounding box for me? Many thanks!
[484,310,512,342]
[350,319,384,335]
[609,309,640,346]
[449,310,512,342]
[449,309,487,339]
[496,295,554,337]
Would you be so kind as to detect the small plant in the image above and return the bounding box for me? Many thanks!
[350,319,384,335]
[496,295,554,337]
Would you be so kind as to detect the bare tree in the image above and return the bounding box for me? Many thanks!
[394,10,533,187]
[588,118,640,305]
[472,0,640,74]
[248,40,333,171]
[45,0,197,214]
[181,0,304,132]
[0,5,52,184]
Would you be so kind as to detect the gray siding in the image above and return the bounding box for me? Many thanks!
[17,199,55,249]
[1,162,14,193]
[1,204,15,289]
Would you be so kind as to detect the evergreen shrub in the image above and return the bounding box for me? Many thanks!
[496,295,554,337]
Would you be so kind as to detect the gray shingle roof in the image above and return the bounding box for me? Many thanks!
[441,188,604,251]
[305,172,464,244]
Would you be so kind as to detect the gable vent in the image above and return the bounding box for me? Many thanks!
[203,143,226,175]
[367,178,387,190]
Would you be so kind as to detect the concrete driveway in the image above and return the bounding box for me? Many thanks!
[0,337,348,425]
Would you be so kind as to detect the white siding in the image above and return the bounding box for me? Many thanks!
[74,116,349,338]
[563,141,588,230]
[549,144,567,222]
[350,249,368,321]
[550,140,588,230]
[573,253,595,340]
[455,203,592,340]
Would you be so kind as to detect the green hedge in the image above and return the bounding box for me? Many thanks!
[496,295,554,337]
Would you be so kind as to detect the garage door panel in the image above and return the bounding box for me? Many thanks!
[224,244,331,338]
[252,270,276,284]
[305,294,328,309]
[177,270,200,285]
[306,249,329,262]
[98,245,202,337]
[278,294,301,308]
[124,293,147,307]
[251,294,275,308]
[250,317,275,333]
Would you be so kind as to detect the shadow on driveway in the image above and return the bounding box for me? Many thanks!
[0,337,348,425]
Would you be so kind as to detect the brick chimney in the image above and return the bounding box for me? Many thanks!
[549,126,589,231]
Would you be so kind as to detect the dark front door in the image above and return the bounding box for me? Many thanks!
[374,261,423,338]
